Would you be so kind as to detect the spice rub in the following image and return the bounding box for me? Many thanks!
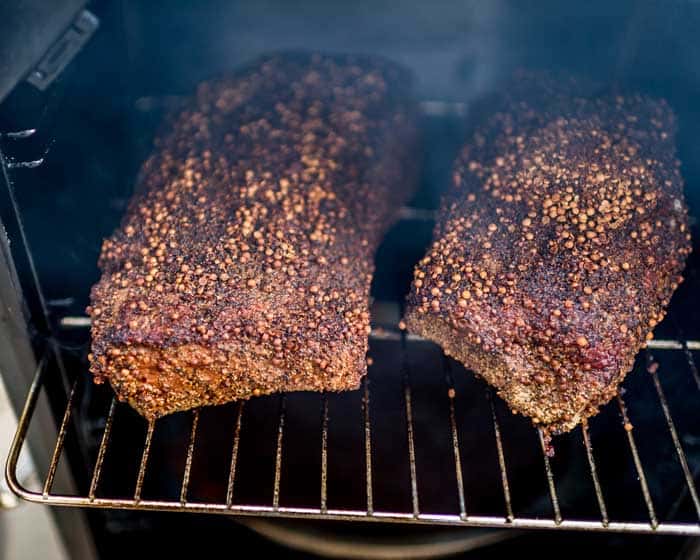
[405,74,691,436]
[88,53,419,418]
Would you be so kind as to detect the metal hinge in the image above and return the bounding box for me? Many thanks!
[26,9,99,91]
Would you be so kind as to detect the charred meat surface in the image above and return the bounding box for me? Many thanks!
[88,53,419,419]
[405,75,691,436]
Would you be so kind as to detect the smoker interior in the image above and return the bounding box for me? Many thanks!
[2,0,700,557]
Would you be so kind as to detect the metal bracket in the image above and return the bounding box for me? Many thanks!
[26,10,99,91]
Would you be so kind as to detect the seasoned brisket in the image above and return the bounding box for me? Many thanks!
[88,53,419,418]
[405,77,691,436]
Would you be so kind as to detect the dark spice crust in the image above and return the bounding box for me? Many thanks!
[88,53,419,419]
[405,74,691,435]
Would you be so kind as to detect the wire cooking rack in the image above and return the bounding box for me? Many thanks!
[5,325,700,535]
[2,116,700,537]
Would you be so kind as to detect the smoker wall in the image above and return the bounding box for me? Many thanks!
[122,0,700,203]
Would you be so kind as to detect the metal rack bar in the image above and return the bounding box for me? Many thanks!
[681,340,700,391]
[133,421,155,503]
[320,393,329,513]
[537,429,562,524]
[6,158,45,169]
[88,398,116,501]
[272,396,286,511]
[6,491,700,535]
[1,129,37,139]
[444,361,467,519]
[399,327,420,518]
[1,353,98,560]
[648,357,700,519]
[581,421,610,526]
[616,394,658,528]
[646,340,700,350]
[43,376,79,496]
[5,336,700,535]
[403,369,420,517]
[488,391,514,522]
[362,375,374,515]
[226,402,245,507]
[180,409,200,504]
